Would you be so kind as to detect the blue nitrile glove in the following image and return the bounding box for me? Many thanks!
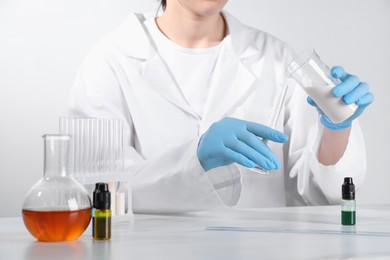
[307,66,374,131]
[197,117,289,172]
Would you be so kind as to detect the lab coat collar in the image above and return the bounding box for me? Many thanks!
[199,11,260,132]
[114,12,153,60]
[117,11,261,123]
[199,35,257,132]
[115,13,199,118]
[221,11,263,64]
[142,47,201,118]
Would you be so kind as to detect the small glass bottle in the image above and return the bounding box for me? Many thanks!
[341,177,356,225]
[93,183,111,240]
[22,135,92,242]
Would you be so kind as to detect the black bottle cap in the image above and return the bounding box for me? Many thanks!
[93,183,111,210]
[342,177,355,200]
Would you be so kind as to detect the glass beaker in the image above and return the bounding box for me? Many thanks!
[287,49,358,123]
[22,134,92,242]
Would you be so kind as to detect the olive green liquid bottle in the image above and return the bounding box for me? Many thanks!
[93,183,111,240]
[341,177,356,226]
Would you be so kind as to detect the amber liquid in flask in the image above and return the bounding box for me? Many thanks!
[22,135,92,242]
[22,208,91,242]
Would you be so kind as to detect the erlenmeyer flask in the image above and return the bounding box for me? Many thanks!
[22,134,92,242]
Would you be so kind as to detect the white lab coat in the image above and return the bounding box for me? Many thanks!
[69,12,366,213]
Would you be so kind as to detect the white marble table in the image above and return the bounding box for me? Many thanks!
[1,205,390,260]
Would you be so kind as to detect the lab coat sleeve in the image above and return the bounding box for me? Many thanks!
[283,79,366,206]
[68,42,241,213]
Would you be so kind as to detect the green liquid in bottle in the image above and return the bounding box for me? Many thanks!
[342,211,356,225]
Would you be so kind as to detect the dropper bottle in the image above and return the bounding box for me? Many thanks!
[93,183,112,240]
[341,177,356,225]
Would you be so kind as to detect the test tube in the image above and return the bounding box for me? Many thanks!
[251,83,288,175]
[59,117,125,177]
[113,119,124,174]
[59,117,74,175]
[91,118,99,175]
[112,119,121,174]
[98,118,105,174]
[108,119,115,174]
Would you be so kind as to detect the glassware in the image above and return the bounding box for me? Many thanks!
[250,83,288,175]
[22,134,92,242]
[287,49,358,123]
[59,117,124,179]
[59,117,133,222]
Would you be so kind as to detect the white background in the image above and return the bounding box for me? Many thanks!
[0,0,389,217]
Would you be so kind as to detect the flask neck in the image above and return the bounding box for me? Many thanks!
[43,134,71,177]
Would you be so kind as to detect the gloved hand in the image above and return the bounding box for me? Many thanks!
[307,66,374,130]
[197,117,288,172]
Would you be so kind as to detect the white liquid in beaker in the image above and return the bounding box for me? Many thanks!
[304,86,358,123]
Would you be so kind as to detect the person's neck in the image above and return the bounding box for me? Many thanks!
[156,7,226,48]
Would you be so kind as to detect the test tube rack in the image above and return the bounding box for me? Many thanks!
[59,117,134,223]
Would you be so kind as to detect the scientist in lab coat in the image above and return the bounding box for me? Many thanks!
[68,0,373,213]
